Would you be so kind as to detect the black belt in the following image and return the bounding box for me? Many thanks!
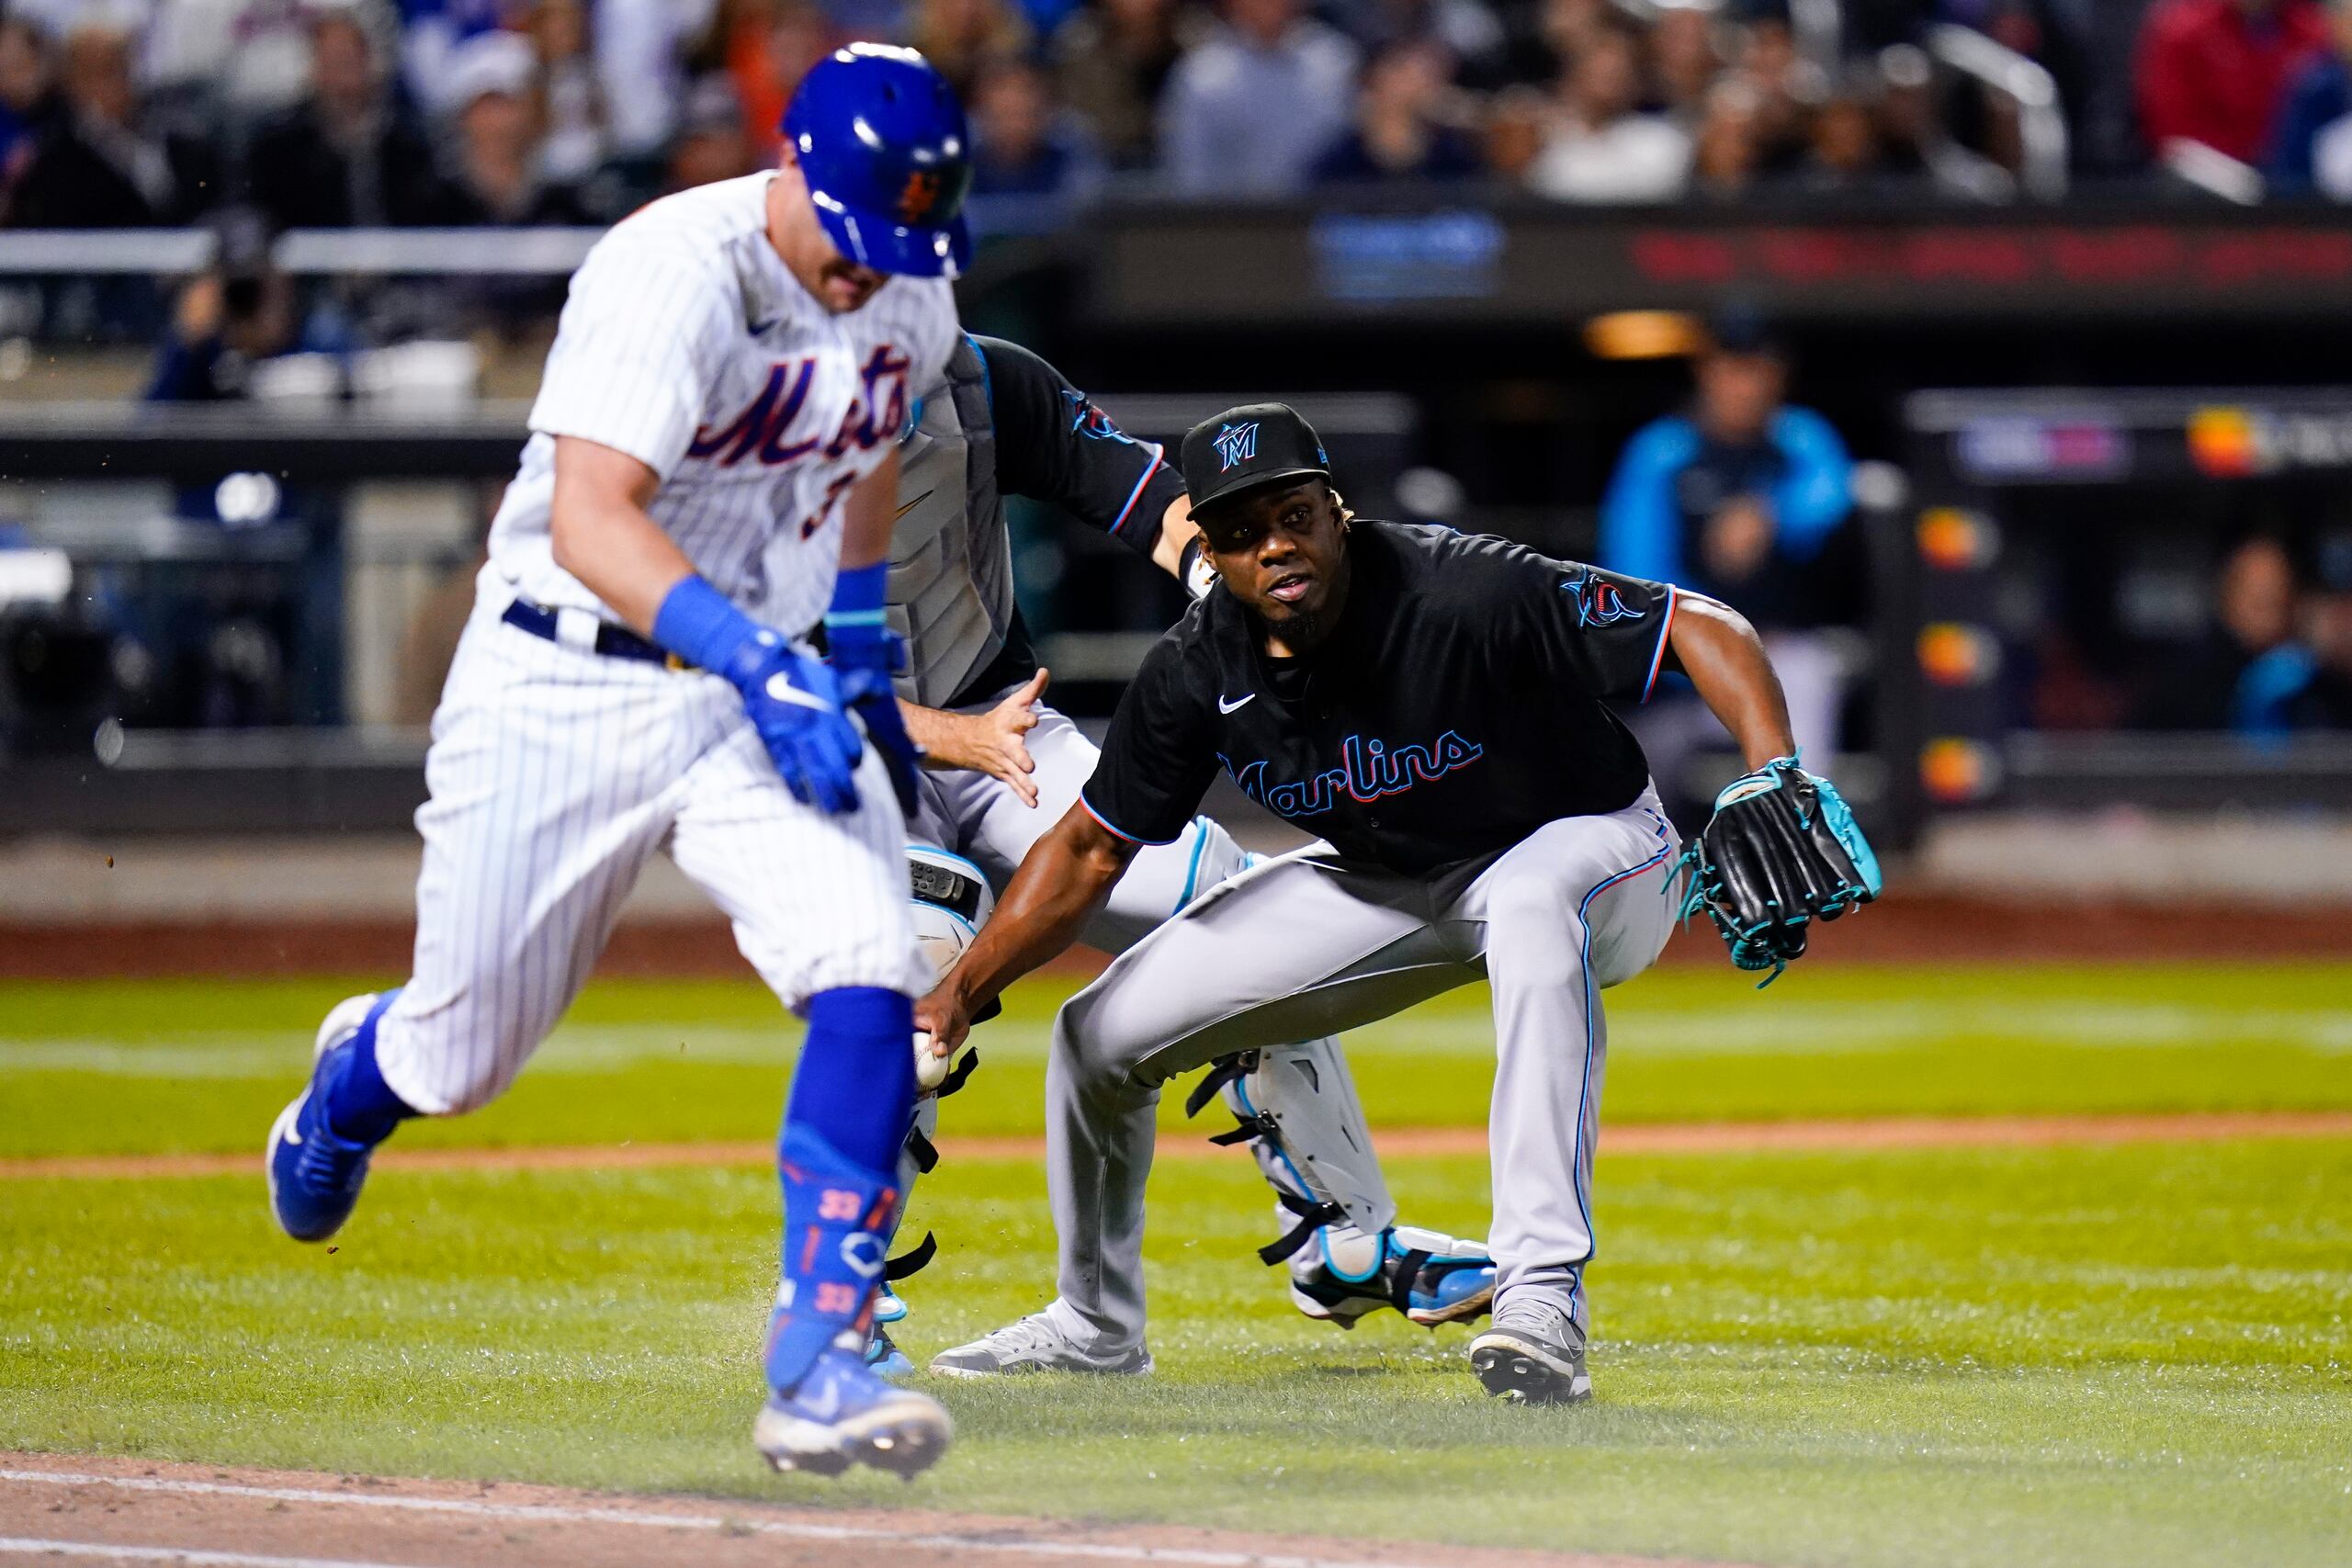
[501,600,686,669]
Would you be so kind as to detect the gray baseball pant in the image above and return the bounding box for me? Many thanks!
[1038,789,1679,1352]
[907,694,1397,1246]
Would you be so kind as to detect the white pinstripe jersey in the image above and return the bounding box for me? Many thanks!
[486,173,960,636]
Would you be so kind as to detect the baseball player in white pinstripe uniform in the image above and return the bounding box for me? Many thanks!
[266,46,979,1480]
[864,335,1497,1375]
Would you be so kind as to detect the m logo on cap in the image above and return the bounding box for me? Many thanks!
[1212,422,1259,472]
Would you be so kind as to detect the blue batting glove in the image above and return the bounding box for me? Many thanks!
[737,648,865,815]
[825,562,923,817]
[654,576,864,814]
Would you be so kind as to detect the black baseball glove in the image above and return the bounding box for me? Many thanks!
[1677,757,1883,984]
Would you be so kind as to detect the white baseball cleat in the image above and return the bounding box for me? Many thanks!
[929,1309,1152,1378]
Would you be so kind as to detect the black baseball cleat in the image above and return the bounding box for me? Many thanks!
[1469,1297,1592,1404]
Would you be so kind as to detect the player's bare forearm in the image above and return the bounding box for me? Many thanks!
[916,807,1135,1047]
[838,447,900,570]
[1149,494,1198,578]
[899,702,965,764]
[548,436,699,634]
[1663,592,1800,769]
[899,667,1047,804]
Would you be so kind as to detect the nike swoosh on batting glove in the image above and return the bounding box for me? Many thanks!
[824,562,923,817]
[655,575,865,813]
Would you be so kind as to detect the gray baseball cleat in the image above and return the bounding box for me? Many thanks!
[1469,1296,1591,1404]
[929,1310,1154,1378]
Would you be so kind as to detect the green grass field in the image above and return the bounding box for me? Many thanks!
[5,962,2351,1567]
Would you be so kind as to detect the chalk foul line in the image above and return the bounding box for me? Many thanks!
[5,1111,2352,1181]
[0,1469,1584,1568]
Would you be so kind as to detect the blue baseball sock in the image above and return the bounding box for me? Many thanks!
[786,986,914,1171]
[321,990,417,1145]
[764,987,916,1393]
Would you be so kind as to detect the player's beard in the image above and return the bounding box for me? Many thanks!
[1252,551,1351,654]
[817,258,886,313]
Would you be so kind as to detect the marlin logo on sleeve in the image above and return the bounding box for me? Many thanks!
[1061,388,1142,445]
[1212,422,1260,471]
[1562,568,1645,628]
[1220,729,1484,820]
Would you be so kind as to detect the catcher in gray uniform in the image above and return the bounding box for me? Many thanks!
[866,338,1497,1373]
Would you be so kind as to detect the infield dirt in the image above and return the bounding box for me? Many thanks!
[0,1452,1735,1568]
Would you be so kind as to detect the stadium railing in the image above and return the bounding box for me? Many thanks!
[6,228,2350,849]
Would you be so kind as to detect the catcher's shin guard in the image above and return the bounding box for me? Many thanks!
[873,848,992,1334]
[1292,1221,1496,1328]
[1189,1035,1398,1264]
[863,1088,950,1350]
[895,1090,941,1208]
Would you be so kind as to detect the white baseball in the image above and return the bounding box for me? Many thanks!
[913,1030,952,1091]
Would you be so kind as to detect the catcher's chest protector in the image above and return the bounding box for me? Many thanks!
[888,336,1009,708]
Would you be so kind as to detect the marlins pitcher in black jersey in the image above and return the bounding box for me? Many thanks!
[876,346,1498,1381]
[918,402,1876,1404]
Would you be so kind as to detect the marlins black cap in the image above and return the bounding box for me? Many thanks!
[1181,403,1330,515]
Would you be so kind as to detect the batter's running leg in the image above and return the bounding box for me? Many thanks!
[268,624,684,1240]
[671,729,949,1476]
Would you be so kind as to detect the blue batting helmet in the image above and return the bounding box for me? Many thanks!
[781,44,973,280]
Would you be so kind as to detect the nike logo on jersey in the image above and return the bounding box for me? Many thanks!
[1217,693,1256,714]
[894,490,935,521]
[748,317,778,336]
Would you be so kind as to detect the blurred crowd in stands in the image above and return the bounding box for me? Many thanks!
[1,0,2351,237]
[2124,531,2352,735]
[6,1,2352,751]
